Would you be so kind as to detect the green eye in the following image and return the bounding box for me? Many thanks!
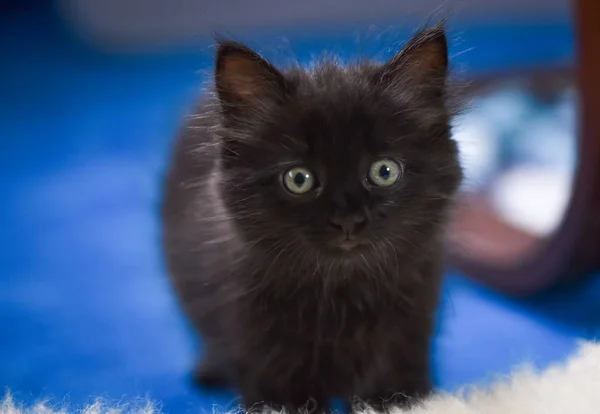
[282,167,316,195]
[368,158,402,187]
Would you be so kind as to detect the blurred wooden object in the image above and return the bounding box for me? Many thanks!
[448,0,600,295]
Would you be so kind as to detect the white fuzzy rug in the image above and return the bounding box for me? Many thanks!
[3,341,599,414]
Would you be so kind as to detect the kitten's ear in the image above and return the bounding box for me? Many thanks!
[215,40,287,114]
[377,24,448,89]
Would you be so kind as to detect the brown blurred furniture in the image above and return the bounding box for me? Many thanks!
[448,0,600,295]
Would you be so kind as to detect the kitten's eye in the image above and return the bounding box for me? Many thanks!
[368,158,402,187]
[282,167,316,195]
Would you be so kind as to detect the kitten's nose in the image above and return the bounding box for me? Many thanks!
[329,212,367,235]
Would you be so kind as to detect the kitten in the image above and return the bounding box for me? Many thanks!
[162,24,462,413]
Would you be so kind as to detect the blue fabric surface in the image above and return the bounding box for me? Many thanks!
[1,5,598,413]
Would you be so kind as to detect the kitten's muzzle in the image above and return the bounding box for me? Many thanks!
[328,212,367,236]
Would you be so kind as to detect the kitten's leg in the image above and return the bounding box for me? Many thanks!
[354,311,436,411]
[352,369,432,412]
[243,397,328,414]
[353,384,431,412]
[192,354,231,389]
[243,396,329,414]
[240,380,328,414]
[352,378,432,412]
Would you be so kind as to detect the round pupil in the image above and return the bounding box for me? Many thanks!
[378,164,391,180]
[293,172,306,187]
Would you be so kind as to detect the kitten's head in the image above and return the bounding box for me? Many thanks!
[212,26,462,264]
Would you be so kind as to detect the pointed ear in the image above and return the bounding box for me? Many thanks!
[215,40,287,115]
[377,25,448,89]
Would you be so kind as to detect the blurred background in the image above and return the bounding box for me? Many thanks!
[1,0,599,412]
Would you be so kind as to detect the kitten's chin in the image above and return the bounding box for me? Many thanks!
[337,240,360,251]
[301,233,372,257]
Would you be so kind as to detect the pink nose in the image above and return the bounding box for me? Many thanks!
[329,213,367,234]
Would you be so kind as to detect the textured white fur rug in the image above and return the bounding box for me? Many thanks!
[3,341,599,414]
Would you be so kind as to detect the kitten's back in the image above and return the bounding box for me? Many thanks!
[161,102,241,338]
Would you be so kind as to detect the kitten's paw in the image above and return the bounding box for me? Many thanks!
[244,401,325,414]
[352,391,423,412]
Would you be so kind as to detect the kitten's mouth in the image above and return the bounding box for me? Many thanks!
[338,239,359,250]
[331,234,363,251]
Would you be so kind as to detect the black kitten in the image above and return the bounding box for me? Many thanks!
[162,25,462,413]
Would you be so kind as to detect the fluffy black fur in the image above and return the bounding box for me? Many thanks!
[162,25,463,413]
